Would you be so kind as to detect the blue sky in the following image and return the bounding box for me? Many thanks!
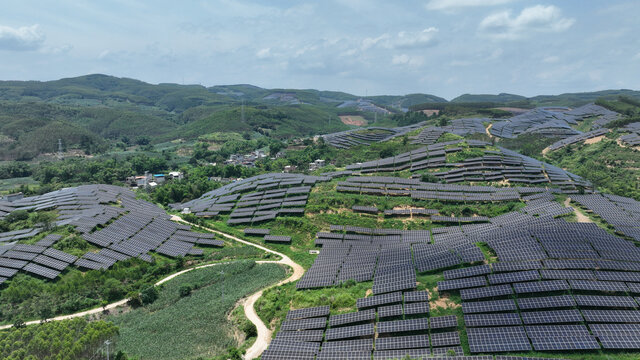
[0,0,638,99]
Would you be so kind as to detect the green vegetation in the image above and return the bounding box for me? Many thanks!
[0,318,118,360]
[547,135,640,200]
[110,261,286,360]
[256,280,371,334]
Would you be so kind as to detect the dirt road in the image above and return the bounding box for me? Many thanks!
[1,215,305,360]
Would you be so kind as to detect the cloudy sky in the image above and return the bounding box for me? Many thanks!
[1,0,638,99]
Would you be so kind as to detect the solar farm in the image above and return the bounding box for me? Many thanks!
[0,185,223,284]
[0,100,638,360]
[157,129,640,359]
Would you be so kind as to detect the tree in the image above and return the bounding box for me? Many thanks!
[179,284,192,297]
[140,286,159,304]
[135,136,151,145]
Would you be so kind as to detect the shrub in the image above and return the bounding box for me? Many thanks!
[179,284,192,297]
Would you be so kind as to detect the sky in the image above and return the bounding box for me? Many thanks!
[0,0,639,99]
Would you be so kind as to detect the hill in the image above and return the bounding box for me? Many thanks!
[451,92,526,103]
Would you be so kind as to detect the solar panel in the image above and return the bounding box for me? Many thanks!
[374,334,429,350]
[377,318,429,334]
[575,295,637,308]
[513,280,569,294]
[325,323,374,340]
[275,330,324,342]
[520,309,583,324]
[443,264,491,280]
[467,326,532,353]
[517,295,576,310]
[404,302,429,316]
[462,299,517,314]
[599,335,640,349]
[582,309,640,323]
[429,315,458,329]
[403,290,429,303]
[280,317,327,331]
[319,338,373,351]
[378,304,403,319]
[488,270,540,285]
[329,309,376,327]
[438,276,487,291]
[530,335,600,351]
[287,306,331,320]
[430,331,461,347]
[465,313,522,327]
[460,284,513,300]
[372,348,431,360]
[356,292,402,309]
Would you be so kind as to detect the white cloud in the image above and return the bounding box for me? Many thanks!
[394,28,439,48]
[633,52,640,61]
[479,5,575,40]
[543,55,560,63]
[426,0,512,11]
[362,28,438,50]
[391,54,424,66]
[0,24,44,51]
[256,47,271,59]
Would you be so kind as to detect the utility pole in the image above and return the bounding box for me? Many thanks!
[105,340,111,360]
[220,270,224,301]
[57,139,63,159]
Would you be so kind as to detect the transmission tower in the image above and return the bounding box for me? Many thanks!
[57,139,63,159]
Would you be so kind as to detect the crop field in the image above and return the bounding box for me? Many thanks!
[109,261,286,360]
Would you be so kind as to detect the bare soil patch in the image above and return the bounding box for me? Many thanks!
[421,110,440,116]
[584,135,605,145]
[339,115,367,126]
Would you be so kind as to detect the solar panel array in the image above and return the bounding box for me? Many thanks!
[547,128,610,151]
[620,122,640,147]
[573,193,640,242]
[410,118,487,145]
[489,107,580,139]
[172,173,344,225]
[321,122,427,149]
[267,294,468,359]
[0,184,222,282]
[565,103,620,128]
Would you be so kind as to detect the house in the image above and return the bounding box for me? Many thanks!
[309,159,326,171]
[153,174,165,184]
[169,171,183,180]
[284,165,298,173]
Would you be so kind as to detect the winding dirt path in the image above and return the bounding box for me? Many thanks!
[1,215,304,360]
[564,197,593,223]
[170,216,304,360]
[0,260,233,330]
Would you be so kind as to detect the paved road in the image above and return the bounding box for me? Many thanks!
[1,214,304,360]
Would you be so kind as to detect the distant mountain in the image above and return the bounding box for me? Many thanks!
[451,93,527,103]
[0,74,638,160]
[529,89,640,107]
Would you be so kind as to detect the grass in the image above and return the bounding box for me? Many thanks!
[256,280,372,334]
[109,261,287,360]
[0,176,37,193]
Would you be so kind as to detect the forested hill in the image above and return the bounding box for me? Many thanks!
[0,74,639,161]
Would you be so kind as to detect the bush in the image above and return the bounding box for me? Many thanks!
[140,286,159,304]
[179,284,192,297]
